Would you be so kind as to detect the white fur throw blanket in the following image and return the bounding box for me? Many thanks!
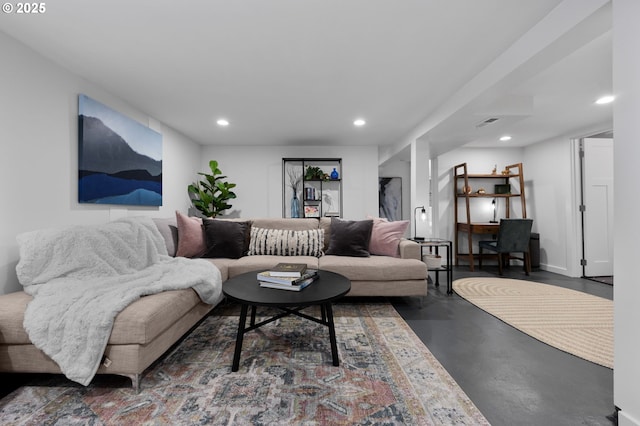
[16,216,222,386]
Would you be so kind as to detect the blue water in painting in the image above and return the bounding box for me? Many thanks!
[79,174,161,206]
[94,189,162,206]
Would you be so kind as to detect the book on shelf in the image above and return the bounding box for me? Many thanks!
[259,275,317,291]
[257,269,318,285]
[268,262,307,277]
[304,205,320,218]
[304,187,317,201]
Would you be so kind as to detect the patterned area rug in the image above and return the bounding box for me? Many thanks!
[0,302,488,425]
[453,277,613,369]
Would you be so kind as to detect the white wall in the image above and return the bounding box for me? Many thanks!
[198,145,379,220]
[524,137,581,277]
[0,32,201,295]
[412,141,432,239]
[613,0,640,424]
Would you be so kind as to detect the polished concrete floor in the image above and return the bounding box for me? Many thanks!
[392,265,615,426]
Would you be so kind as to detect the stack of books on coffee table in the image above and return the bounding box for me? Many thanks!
[257,263,318,291]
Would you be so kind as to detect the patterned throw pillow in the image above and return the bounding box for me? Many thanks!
[248,227,324,257]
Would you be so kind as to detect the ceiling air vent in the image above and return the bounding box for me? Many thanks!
[476,117,499,128]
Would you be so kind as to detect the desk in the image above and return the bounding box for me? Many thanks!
[414,238,453,294]
[455,222,499,271]
[457,222,499,235]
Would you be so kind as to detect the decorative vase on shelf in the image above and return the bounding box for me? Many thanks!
[291,192,301,218]
[330,168,339,179]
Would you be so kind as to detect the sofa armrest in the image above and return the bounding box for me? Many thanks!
[398,239,421,260]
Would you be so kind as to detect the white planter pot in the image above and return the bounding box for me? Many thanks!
[423,254,443,269]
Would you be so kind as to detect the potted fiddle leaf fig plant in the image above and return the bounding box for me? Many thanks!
[188,160,237,218]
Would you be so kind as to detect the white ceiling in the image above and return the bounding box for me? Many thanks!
[0,0,613,159]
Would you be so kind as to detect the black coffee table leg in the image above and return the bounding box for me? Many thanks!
[324,303,339,366]
[232,303,249,372]
[250,305,257,326]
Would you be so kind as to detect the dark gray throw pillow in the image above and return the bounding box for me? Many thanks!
[202,220,251,259]
[326,218,374,257]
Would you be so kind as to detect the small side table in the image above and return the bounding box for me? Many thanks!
[413,238,453,294]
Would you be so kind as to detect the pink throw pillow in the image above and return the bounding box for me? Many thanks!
[175,211,206,258]
[368,218,409,257]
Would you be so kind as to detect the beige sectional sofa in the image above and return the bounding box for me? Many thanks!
[205,217,427,297]
[0,216,427,389]
[0,288,211,391]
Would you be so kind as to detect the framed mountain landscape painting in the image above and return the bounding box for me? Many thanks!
[78,95,162,206]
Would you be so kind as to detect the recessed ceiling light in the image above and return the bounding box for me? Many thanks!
[216,119,229,126]
[499,135,512,142]
[595,95,615,105]
[353,119,366,127]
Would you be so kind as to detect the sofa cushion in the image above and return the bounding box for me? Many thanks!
[368,218,409,257]
[248,227,324,257]
[325,218,373,257]
[0,289,206,346]
[319,255,427,282]
[202,258,233,282]
[228,255,319,278]
[153,217,178,257]
[108,288,206,345]
[0,291,31,344]
[319,217,332,252]
[175,211,206,258]
[250,218,319,231]
[202,219,251,259]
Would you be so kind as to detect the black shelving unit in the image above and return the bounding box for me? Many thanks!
[282,158,342,218]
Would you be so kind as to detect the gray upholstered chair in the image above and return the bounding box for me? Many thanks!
[478,219,534,275]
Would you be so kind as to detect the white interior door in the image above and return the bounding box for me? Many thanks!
[582,137,614,277]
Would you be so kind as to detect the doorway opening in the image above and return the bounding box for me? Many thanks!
[579,132,613,285]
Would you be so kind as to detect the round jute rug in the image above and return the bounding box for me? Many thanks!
[453,277,613,369]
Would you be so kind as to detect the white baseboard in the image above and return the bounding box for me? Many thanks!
[619,410,640,426]
[538,263,573,277]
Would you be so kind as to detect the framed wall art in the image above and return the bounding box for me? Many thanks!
[78,94,163,206]
[379,177,402,221]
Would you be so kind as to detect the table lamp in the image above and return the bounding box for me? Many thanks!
[490,198,498,223]
[414,206,427,240]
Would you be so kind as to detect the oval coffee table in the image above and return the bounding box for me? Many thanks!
[222,270,351,372]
